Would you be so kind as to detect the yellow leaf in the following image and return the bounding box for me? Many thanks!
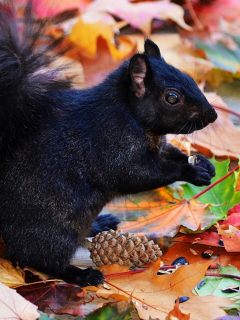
[0,259,25,288]
[69,16,135,60]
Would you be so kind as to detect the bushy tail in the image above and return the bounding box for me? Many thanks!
[0,1,70,160]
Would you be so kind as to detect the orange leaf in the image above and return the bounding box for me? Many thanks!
[216,223,240,252]
[166,299,190,320]
[97,258,231,319]
[0,259,25,288]
[118,199,216,237]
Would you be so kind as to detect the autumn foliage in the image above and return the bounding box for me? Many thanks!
[1,0,240,319]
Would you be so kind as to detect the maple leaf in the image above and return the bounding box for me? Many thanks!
[102,187,218,236]
[0,258,25,288]
[17,282,88,316]
[194,265,240,311]
[182,158,240,220]
[0,281,39,320]
[97,259,231,320]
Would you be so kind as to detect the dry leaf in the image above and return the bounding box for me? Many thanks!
[0,259,25,288]
[0,281,39,320]
[85,0,191,35]
[97,258,230,320]
[17,282,87,316]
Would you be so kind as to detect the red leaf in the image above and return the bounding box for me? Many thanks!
[17,282,89,316]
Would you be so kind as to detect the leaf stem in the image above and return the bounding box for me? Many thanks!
[190,165,240,200]
[213,104,240,119]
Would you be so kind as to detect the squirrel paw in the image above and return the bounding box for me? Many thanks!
[195,155,215,178]
[63,265,104,287]
[90,214,120,236]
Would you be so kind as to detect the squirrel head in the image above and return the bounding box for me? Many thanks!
[127,39,217,136]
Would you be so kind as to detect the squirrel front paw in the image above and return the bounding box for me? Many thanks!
[184,155,215,186]
[194,155,215,178]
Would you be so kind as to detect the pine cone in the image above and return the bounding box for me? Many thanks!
[89,229,162,267]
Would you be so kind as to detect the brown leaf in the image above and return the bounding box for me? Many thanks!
[0,259,25,288]
[17,282,88,316]
[97,258,231,319]
[0,281,39,320]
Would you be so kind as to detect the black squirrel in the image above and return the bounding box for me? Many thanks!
[0,2,217,287]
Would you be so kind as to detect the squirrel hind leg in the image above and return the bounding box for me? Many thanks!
[90,214,120,237]
[61,265,104,287]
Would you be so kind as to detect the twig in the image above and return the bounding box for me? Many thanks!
[205,272,240,280]
[213,104,240,119]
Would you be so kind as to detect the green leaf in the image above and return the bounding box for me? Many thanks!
[194,266,240,313]
[194,38,240,73]
[76,299,134,320]
[182,158,240,220]
[38,312,58,320]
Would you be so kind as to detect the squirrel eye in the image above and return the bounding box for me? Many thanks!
[165,92,179,105]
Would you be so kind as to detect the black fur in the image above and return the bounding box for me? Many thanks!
[0,2,217,287]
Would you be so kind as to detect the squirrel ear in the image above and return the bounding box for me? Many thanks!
[144,39,161,58]
[129,54,149,98]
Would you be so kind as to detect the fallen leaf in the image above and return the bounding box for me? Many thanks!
[32,0,84,18]
[174,231,222,247]
[78,298,134,320]
[182,158,240,219]
[97,258,231,319]
[216,224,240,252]
[162,242,240,270]
[195,265,240,302]
[219,212,240,229]
[194,0,240,32]
[168,91,240,159]
[84,0,191,35]
[166,298,190,320]
[117,198,217,237]
[69,14,135,60]
[0,259,25,288]
[17,282,87,316]
[0,281,39,320]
